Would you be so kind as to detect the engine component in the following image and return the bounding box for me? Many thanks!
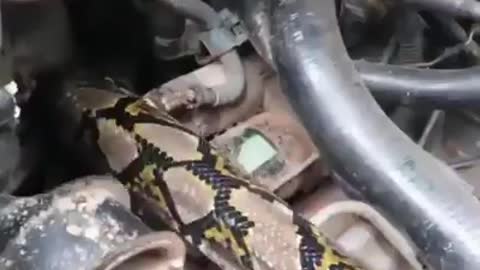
[212,112,325,199]
[356,61,480,107]
[56,85,363,270]
[139,0,247,63]
[300,200,423,270]
[212,0,273,68]
[142,0,245,110]
[9,0,480,270]
[151,0,245,60]
[150,50,245,110]
[0,176,186,270]
[270,1,480,270]
[149,56,267,136]
[220,0,480,108]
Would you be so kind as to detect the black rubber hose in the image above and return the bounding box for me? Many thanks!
[215,0,480,108]
[403,0,480,21]
[271,0,480,269]
[356,61,480,107]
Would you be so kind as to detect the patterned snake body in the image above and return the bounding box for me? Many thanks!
[66,86,361,270]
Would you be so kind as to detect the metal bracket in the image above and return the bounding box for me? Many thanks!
[195,9,249,64]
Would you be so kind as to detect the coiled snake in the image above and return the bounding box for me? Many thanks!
[66,86,362,270]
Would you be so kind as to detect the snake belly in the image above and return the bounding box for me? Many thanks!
[67,86,362,270]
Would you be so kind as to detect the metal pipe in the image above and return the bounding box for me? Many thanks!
[356,61,480,107]
[270,0,480,269]
[150,50,245,110]
[200,50,245,107]
[150,0,245,109]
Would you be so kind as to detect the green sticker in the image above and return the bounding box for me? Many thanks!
[237,134,277,174]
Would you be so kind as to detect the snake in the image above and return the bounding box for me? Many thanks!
[63,85,362,270]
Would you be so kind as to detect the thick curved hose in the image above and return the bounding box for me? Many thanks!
[356,61,480,107]
[218,0,480,108]
[271,0,480,269]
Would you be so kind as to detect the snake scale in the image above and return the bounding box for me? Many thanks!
[65,86,362,270]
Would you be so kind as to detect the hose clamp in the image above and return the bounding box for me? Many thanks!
[196,9,249,64]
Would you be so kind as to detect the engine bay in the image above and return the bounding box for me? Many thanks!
[1,0,480,269]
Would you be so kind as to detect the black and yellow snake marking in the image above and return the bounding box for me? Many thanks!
[66,87,362,270]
